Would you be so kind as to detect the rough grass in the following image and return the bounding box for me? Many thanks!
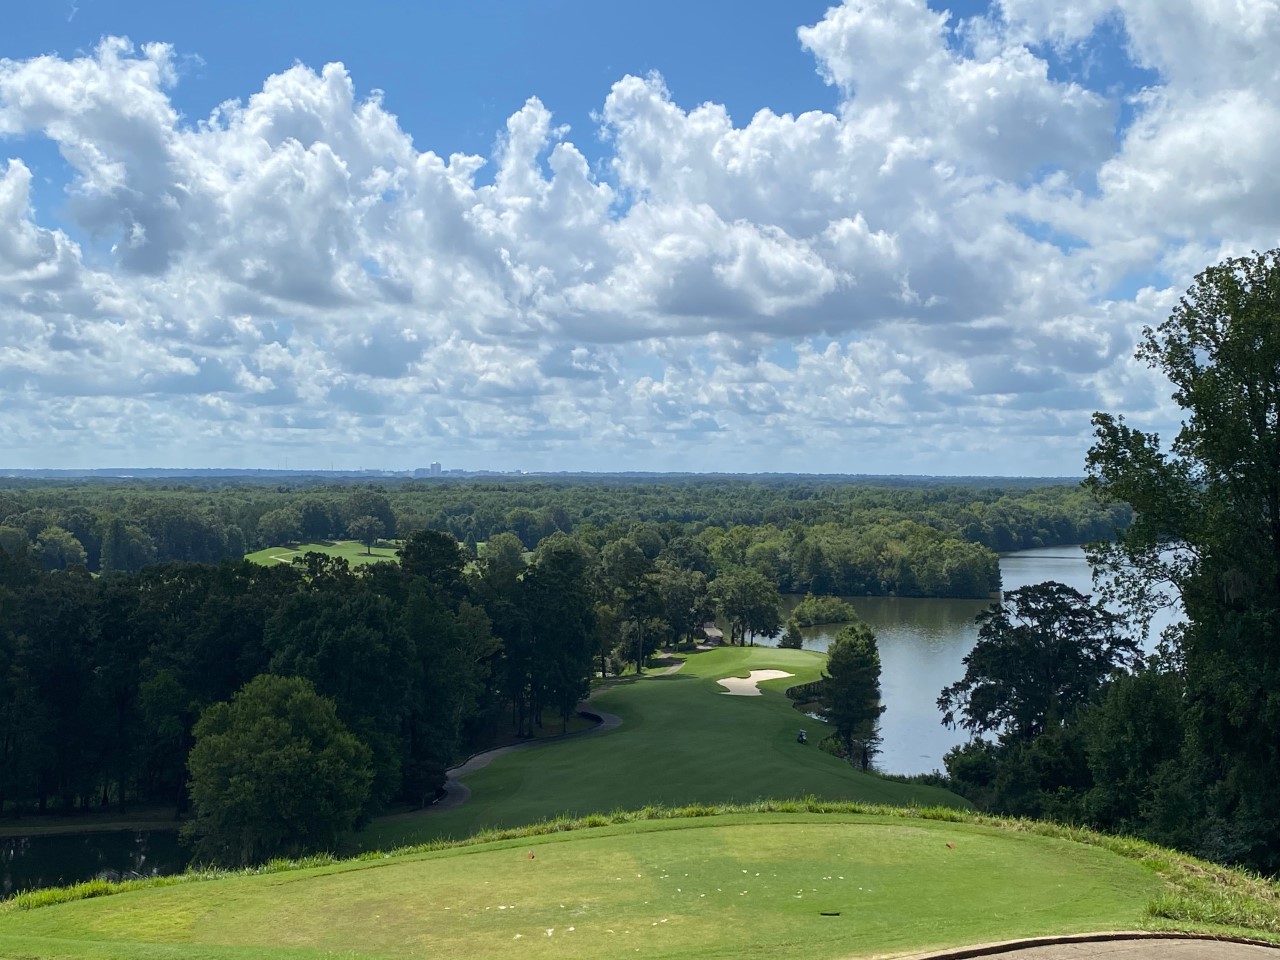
[2,803,1278,960]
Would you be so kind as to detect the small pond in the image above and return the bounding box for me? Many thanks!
[1,829,188,897]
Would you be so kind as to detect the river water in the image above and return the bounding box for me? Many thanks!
[790,544,1179,776]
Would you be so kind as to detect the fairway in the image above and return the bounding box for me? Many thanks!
[359,646,965,851]
[0,813,1168,960]
[244,539,402,567]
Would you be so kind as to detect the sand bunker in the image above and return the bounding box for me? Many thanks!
[716,670,794,696]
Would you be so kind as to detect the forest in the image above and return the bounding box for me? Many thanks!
[0,477,1126,599]
[0,477,1122,858]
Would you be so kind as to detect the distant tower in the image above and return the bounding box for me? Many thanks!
[429,461,442,476]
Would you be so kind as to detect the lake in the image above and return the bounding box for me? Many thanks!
[787,544,1180,776]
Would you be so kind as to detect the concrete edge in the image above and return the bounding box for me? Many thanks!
[890,931,1280,960]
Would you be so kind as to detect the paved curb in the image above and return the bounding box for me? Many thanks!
[895,932,1280,959]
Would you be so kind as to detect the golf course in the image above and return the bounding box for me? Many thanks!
[244,539,403,567]
[359,645,961,851]
[3,644,1279,959]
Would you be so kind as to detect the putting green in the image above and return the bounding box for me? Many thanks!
[359,646,965,851]
[0,813,1166,960]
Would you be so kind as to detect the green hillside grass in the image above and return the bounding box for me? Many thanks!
[244,539,401,567]
[360,645,964,851]
[5,804,1280,960]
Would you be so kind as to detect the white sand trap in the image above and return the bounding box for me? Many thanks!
[716,670,794,696]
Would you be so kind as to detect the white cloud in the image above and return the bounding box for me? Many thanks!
[0,3,1278,473]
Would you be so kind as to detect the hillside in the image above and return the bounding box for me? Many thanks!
[3,805,1278,960]
[357,644,962,850]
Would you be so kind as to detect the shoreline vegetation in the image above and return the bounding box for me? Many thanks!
[788,593,859,627]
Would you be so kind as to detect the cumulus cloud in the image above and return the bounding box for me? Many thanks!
[0,1,1277,473]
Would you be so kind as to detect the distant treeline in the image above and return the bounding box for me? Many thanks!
[0,479,1128,600]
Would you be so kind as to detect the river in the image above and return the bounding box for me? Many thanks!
[788,544,1180,776]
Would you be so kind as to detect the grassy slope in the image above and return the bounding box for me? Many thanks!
[244,540,401,567]
[360,645,964,851]
[0,813,1167,960]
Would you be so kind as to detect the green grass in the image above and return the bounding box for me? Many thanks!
[244,539,401,568]
[359,645,964,851]
[6,803,1280,960]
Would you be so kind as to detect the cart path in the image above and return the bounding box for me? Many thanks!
[425,659,684,814]
[900,933,1279,960]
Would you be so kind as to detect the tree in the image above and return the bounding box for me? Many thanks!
[184,675,372,866]
[937,582,1139,742]
[1086,248,1280,869]
[709,568,781,645]
[822,620,884,770]
[33,526,87,570]
[257,508,301,547]
[298,499,333,541]
[398,529,467,601]
[599,537,658,672]
[0,526,28,557]
[347,516,384,554]
[779,619,804,649]
[343,490,396,540]
[100,517,155,573]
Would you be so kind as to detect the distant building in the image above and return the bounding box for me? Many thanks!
[429,461,442,475]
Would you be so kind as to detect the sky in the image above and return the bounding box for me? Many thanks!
[1,1,1277,475]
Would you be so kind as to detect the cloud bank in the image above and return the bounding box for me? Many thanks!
[2,1,1277,472]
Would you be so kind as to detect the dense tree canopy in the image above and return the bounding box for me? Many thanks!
[1086,248,1280,869]
[938,582,1139,742]
[822,621,884,771]
[184,675,373,866]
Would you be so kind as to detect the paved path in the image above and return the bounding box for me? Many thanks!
[425,659,684,814]
[901,935,1278,959]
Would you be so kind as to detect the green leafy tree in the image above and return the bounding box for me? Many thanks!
[99,518,155,573]
[184,675,372,866]
[298,498,333,541]
[347,515,384,554]
[937,582,1138,742]
[399,529,467,601]
[1086,248,1280,869]
[257,508,301,547]
[34,526,87,570]
[822,620,884,770]
[343,490,396,540]
[0,526,28,557]
[779,619,804,649]
[709,568,781,645]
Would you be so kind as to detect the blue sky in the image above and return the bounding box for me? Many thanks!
[0,0,1277,473]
